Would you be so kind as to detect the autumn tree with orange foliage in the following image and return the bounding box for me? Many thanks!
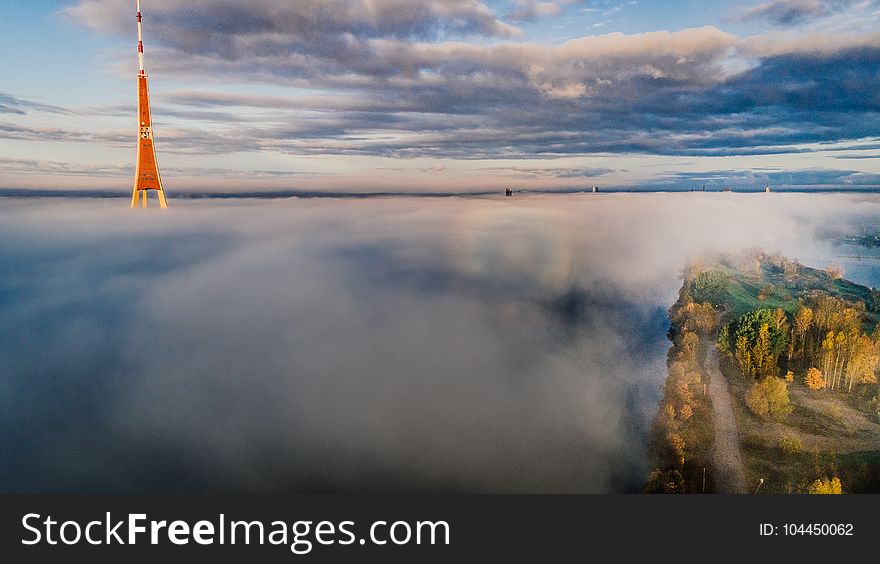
[648,286,716,493]
[804,367,825,390]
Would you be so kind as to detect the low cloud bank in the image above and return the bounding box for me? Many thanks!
[1,193,878,492]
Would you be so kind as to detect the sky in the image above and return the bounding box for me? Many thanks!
[1,0,879,193]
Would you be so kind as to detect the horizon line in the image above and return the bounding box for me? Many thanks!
[4,187,880,200]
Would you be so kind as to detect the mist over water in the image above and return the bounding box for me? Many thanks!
[2,192,880,493]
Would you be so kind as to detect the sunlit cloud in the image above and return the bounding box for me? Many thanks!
[0,1,877,190]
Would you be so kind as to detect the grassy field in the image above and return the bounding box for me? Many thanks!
[707,257,879,328]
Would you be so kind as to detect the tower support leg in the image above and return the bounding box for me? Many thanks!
[130,189,168,208]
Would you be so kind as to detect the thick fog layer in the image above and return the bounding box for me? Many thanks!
[2,193,879,492]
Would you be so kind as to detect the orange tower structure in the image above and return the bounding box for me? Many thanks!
[131,0,168,208]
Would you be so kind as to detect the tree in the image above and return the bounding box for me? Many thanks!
[717,324,731,355]
[670,379,694,409]
[732,309,788,380]
[772,308,789,332]
[804,367,826,390]
[827,265,844,280]
[679,331,700,361]
[746,377,793,421]
[765,377,793,420]
[820,331,836,386]
[844,334,880,392]
[802,296,864,382]
[663,403,676,426]
[795,295,873,394]
[791,305,813,365]
[736,334,753,379]
[688,302,718,334]
[746,383,769,418]
[808,477,843,494]
[831,331,849,390]
[679,403,694,421]
[645,469,686,494]
[666,432,685,467]
[755,323,778,379]
[690,270,731,306]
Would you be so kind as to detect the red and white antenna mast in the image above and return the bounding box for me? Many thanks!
[131,0,168,208]
[136,0,145,74]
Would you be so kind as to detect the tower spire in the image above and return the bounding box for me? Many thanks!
[137,0,145,74]
[131,0,168,209]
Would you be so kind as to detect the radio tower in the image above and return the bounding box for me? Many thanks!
[131,0,168,208]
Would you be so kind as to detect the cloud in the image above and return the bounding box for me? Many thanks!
[64,0,521,43]
[0,157,129,177]
[737,0,855,26]
[0,197,654,492]
[0,93,74,115]
[479,165,615,179]
[654,167,880,190]
[151,42,880,160]
[8,38,877,168]
[506,1,565,22]
[0,121,129,145]
[4,193,880,492]
[63,1,736,89]
[37,1,880,168]
[0,157,327,183]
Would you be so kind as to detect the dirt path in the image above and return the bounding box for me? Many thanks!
[704,346,749,494]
